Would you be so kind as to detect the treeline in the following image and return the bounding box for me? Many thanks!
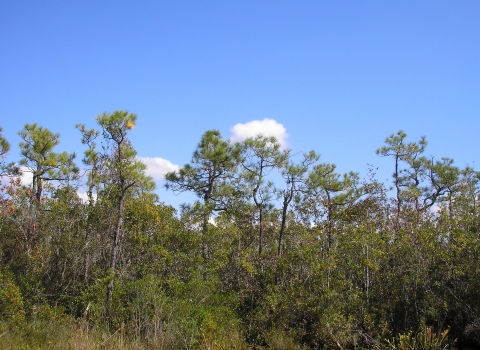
[0,111,479,349]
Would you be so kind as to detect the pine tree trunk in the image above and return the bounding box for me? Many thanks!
[107,192,124,301]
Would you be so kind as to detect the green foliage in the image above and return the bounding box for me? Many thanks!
[165,129,240,204]
[0,125,20,176]
[95,111,155,194]
[0,268,25,327]
[2,124,480,349]
[0,125,10,157]
[18,123,79,202]
[386,327,453,350]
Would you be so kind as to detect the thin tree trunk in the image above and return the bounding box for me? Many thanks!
[278,194,290,257]
[395,154,401,232]
[275,195,290,285]
[258,206,263,255]
[107,192,124,301]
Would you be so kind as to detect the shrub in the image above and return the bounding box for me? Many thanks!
[0,267,25,327]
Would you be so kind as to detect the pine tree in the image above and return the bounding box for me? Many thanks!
[79,111,154,301]
[18,123,78,203]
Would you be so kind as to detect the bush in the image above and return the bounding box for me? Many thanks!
[386,326,453,350]
[0,267,25,327]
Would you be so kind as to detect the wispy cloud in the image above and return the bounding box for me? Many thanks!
[0,166,32,186]
[230,118,289,149]
[138,157,179,180]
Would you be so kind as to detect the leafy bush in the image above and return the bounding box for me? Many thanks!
[0,268,25,327]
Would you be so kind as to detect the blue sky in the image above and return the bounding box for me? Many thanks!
[1,1,479,207]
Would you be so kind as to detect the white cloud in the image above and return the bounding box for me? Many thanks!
[208,216,217,226]
[0,175,10,186]
[230,118,289,149]
[77,191,97,203]
[19,167,33,186]
[138,157,179,180]
[0,166,32,186]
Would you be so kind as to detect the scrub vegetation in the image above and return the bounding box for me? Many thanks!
[0,112,479,349]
